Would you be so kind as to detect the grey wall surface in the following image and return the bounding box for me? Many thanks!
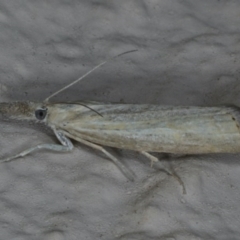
[0,1,240,239]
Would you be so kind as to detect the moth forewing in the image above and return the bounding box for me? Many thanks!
[46,103,240,154]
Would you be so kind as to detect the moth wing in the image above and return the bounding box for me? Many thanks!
[47,103,240,153]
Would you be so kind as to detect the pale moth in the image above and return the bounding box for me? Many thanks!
[1,51,240,192]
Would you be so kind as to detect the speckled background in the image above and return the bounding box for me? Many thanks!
[0,1,240,239]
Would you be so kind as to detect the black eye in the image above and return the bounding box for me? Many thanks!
[35,108,47,120]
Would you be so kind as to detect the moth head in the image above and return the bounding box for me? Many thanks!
[0,102,48,122]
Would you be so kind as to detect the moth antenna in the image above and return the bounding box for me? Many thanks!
[74,102,103,117]
[56,102,103,117]
[44,49,138,103]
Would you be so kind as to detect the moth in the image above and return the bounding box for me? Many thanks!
[1,51,240,190]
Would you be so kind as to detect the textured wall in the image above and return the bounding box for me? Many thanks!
[0,1,240,239]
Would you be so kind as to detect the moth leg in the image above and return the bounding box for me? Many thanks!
[140,151,158,167]
[63,134,135,181]
[140,151,172,174]
[141,151,186,194]
[0,130,73,163]
[171,168,186,194]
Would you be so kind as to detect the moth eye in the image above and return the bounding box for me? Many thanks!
[35,108,47,120]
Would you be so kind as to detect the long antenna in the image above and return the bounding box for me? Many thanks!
[44,49,137,103]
